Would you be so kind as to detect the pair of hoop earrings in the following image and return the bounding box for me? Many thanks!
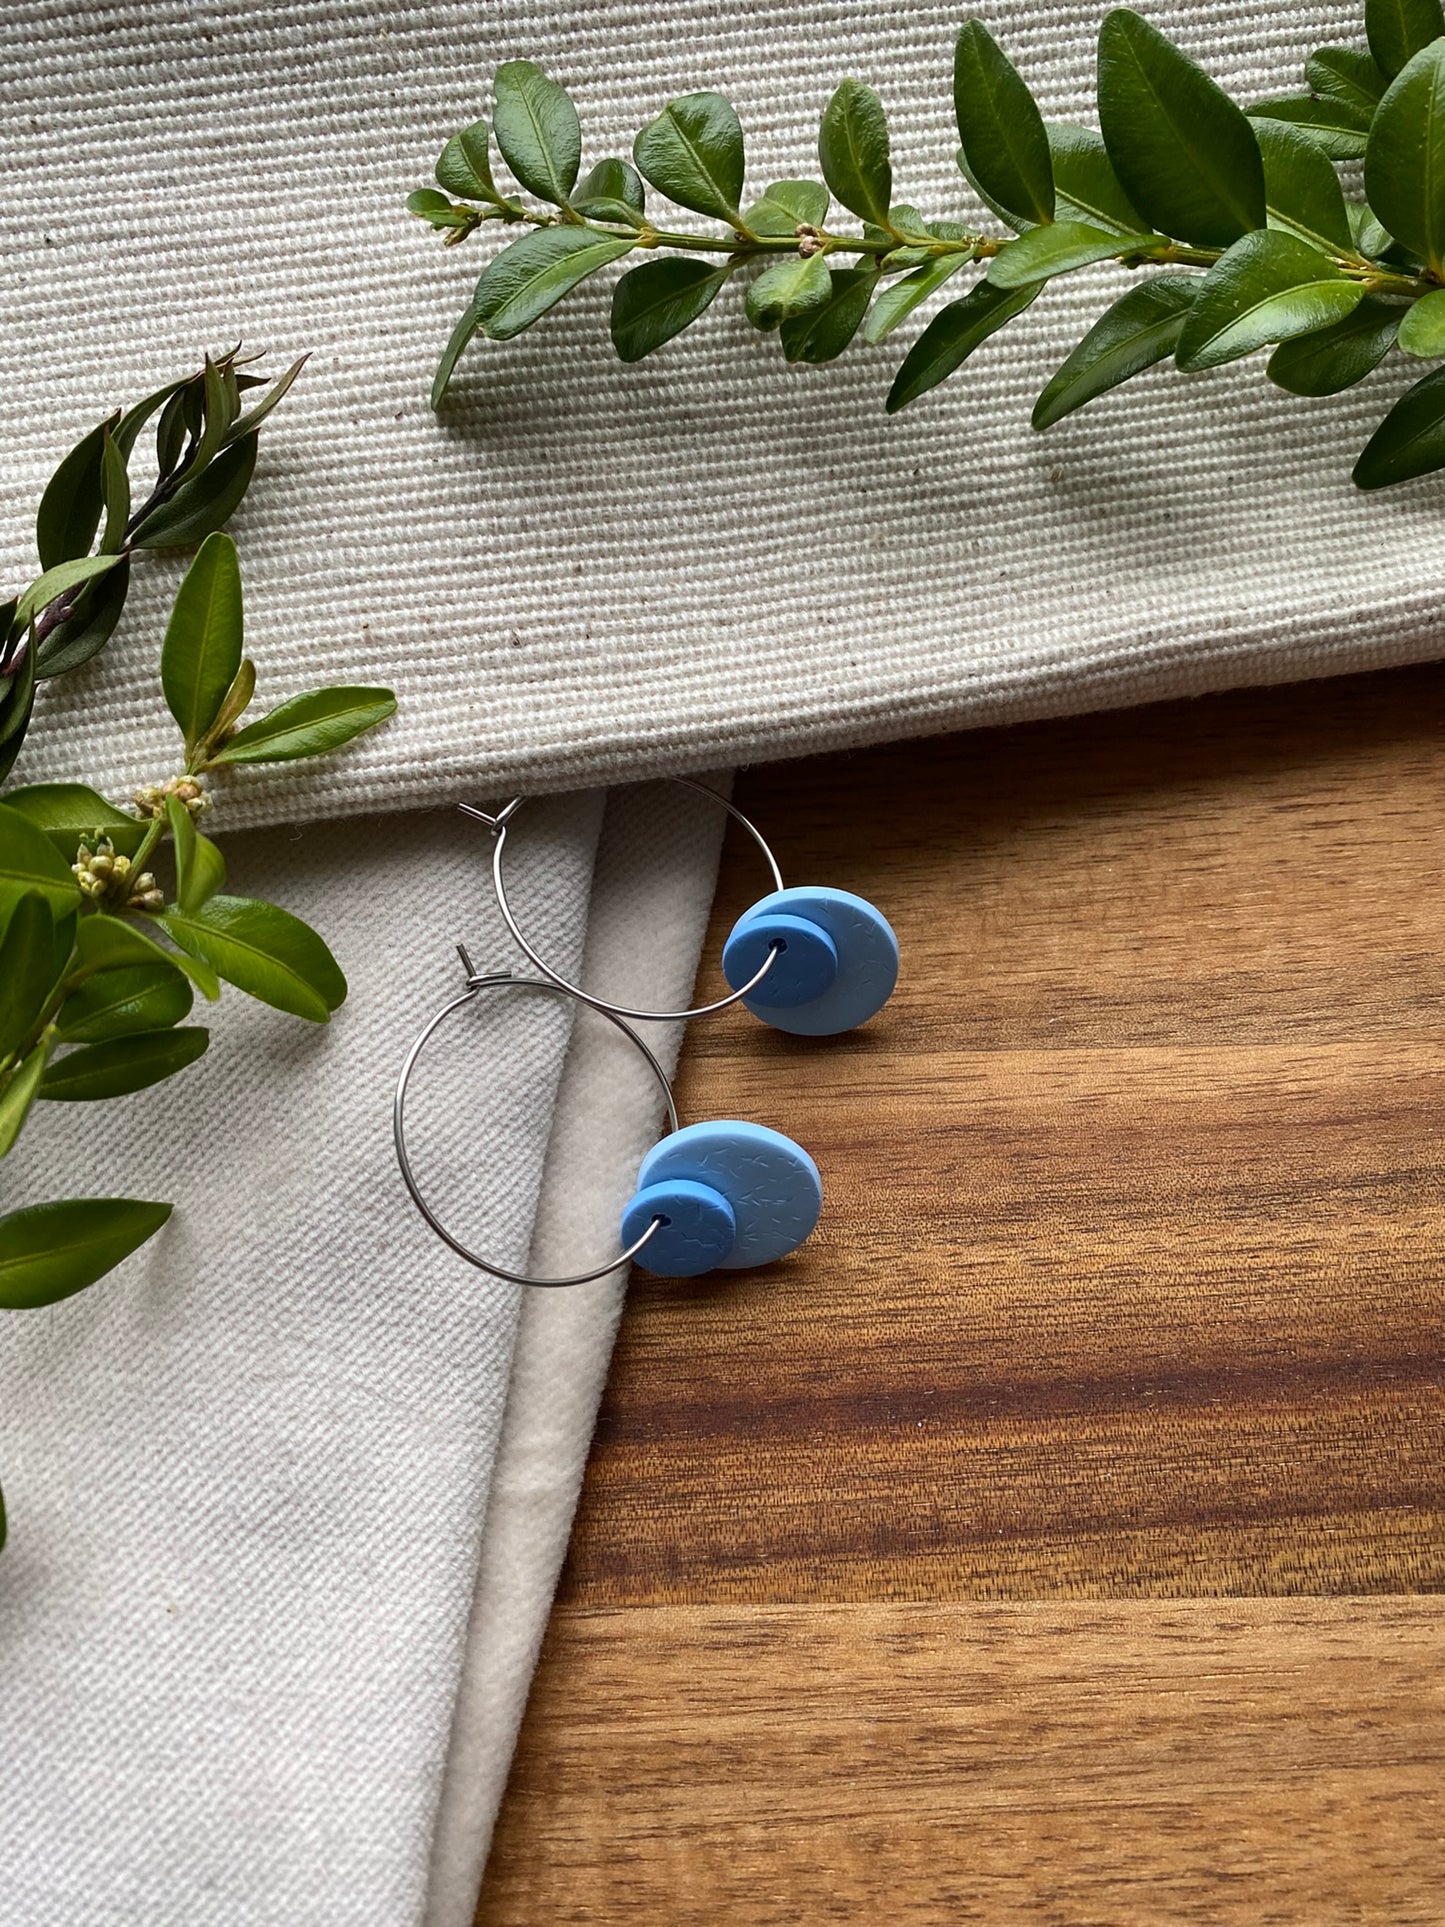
[394,779,899,1286]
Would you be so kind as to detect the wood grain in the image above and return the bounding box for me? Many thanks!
[478,666,1445,1924]
[570,666,1445,1604]
[483,1599,1444,1926]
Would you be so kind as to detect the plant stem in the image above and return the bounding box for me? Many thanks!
[473,198,1442,299]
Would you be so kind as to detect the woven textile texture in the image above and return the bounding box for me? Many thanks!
[4,0,1441,834]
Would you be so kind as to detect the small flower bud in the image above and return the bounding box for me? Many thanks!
[797,235,823,258]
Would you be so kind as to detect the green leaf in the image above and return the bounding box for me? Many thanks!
[159,896,346,1022]
[0,784,146,860]
[15,552,124,631]
[1047,123,1147,233]
[166,795,226,914]
[222,355,307,448]
[431,306,483,408]
[492,60,581,205]
[953,21,1054,230]
[409,186,469,227]
[818,79,894,228]
[206,685,396,765]
[863,252,974,344]
[154,388,189,479]
[1348,199,1395,258]
[1098,8,1266,246]
[1307,47,1389,118]
[1033,273,1197,428]
[0,1198,172,1308]
[1247,97,1369,161]
[745,251,833,332]
[1254,118,1355,254]
[955,147,1031,232]
[161,531,243,751]
[98,428,130,553]
[201,656,257,751]
[41,1027,209,1102]
[0,1038,50,1156]
[1366,0,1445,77]
[886,278,1042,413]
[886,205,933,241]
[1398,285,1445,353]
[36,416,118,570]
[472,227,635,342]
[0,648,35,785]
[56,963,193,1045]
[1175,230,1363,371]
[573,157,646,223]
[190,355,236,474]
[1365,40,1445,273]
[113,376,188,461]
[1355,360,1445,482]
[0,803,82,918]
[73,913,220,1001]
[437,119,505,203]
[610,258,729,361]
[780,267,877,363]
[130,433,257,548]
[0,894,60,1061]
[634,93,745,222]
[987,220,1149,289]
[744,179,830,236]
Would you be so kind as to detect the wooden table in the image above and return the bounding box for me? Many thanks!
[478,665,1445,1925]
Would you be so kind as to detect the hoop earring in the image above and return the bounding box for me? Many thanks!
[393,948,822,1286]
[461,777,899,1037]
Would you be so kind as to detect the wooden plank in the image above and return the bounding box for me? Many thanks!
[479,667,1445,1923]
[481,1599,1445,1925]
[562,668,1445,1604]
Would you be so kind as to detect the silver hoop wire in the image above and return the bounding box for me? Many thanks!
[394,950,679,1288]
[459,776,785,1024]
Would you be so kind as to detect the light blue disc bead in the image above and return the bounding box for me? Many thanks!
[723,886,899,1036]
[721,912,838,1009]
[632,1120,822,1271]
[621,1179,736,1278]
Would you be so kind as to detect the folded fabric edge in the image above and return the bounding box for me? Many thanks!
[421,778,731,1927]
[81,594,1445,838]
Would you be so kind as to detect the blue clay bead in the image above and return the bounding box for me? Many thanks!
[722,911,838,1009]
[622,1179,736,1278]
[723,886,899,1036]
[635,1120,822,1271]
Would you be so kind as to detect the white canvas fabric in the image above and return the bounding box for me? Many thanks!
[424,780,728,1926]
[2,0,1438,833]
[0,796,606,1925]
[0,781,726,1927]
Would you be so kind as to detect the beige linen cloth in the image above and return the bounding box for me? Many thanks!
[1,2,1440,1923]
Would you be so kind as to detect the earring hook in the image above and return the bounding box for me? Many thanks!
[394,968,680,1288]
[461,776,784,1024]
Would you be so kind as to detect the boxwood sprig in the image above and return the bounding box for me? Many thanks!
[0,391,396,1547]
[412,2,1445,488]
[0,347,309,783]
